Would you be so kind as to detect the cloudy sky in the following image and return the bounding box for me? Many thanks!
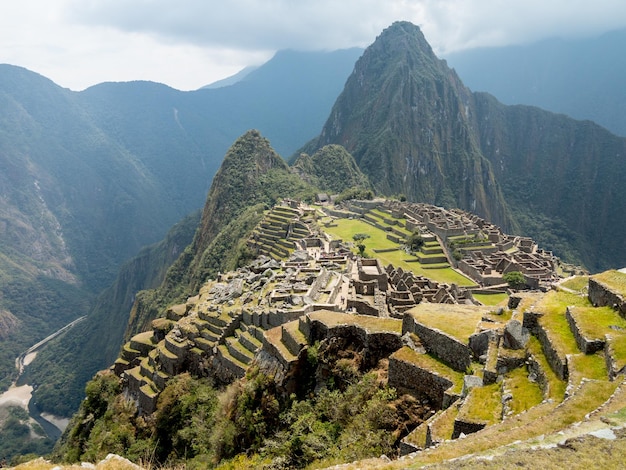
[2,0,626,91]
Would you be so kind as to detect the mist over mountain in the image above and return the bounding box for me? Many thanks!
[445,28,626,137]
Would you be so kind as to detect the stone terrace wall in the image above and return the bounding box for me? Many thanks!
[403,315,471,372]
[565,307,605,354]
[307,319,402,369]
[388,348,455,409]
[524,310,569,380]
[589,277,626,318]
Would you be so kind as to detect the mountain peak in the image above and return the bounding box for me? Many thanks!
[307,21,513,230]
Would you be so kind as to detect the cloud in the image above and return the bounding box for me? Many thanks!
[66,0,626,53]
[2,1,626,91]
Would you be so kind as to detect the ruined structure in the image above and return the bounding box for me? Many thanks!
[112,199,624,458]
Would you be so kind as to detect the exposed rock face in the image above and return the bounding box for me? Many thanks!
[307,22,513,231]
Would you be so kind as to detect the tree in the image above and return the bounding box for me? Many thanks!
[407,232,424,251]
[352,233,370,257]
[503,271,526,290]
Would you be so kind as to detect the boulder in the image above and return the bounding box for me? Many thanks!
[503,319,529,349]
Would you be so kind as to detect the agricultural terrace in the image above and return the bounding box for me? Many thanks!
[321,217,474,287]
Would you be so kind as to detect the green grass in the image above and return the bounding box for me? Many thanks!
[505,366,545,415]
[473,292,509,306]
[408,304,493,343]
[535,291,589,356]
[392,346,465,394]
[429,405,460,442]
[321,218,475,286]
[568,352,607,385]
[560,275,590,293]
[459,382,503,424]
[592,270,626,295]
[568,305,626,339]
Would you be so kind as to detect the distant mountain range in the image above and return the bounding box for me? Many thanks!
[445,28,626,137]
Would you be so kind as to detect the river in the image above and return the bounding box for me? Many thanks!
[0,316,86,440]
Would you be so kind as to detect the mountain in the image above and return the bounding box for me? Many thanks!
[304,21,626,272]
[0,48,361,411]
[444,28,626,137]
[302,22,514,232]
[125,130,316,337]
[201,65,258,89]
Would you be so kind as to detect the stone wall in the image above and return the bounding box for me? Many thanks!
[589,277,626,318]
[523,309,569,380]
[388,349,455,408]
[403,315,471,372]
[565,307,605,354]
[308,320,402,369]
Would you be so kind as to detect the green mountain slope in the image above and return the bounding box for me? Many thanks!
[291,144,372,194]
[126,130,315,339]
[0,48,359,411]
[473,93,626,271]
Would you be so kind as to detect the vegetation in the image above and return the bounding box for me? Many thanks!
[503,271,526,289]
[353,233,371,256]
[56,352,428,469]
[0,406,54,463]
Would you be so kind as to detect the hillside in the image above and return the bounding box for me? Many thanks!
[0,48,359,413]
[303,21,626,272]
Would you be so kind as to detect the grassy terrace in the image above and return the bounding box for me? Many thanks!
[568,352,608,385]
[429,404,460,442]
[473,292,509,306]
[560,275,590,293]
[526,336,567,400]
[407,304,494,343]
[459,382,503,425]
[534,290,589,356]
[397,379,619,469]
[592,270,626,295]
[321,217,474,286]
[505,366,544,415]
[569,305,626,340]
[392,346,464,394]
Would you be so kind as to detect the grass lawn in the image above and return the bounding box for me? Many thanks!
[535,290,590,356]
[322,217,475,286]
[560,275,590,293]
[473,292,509,306]
[459,382,503,424]
[408,304,494,343]
[526,336,567,400]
